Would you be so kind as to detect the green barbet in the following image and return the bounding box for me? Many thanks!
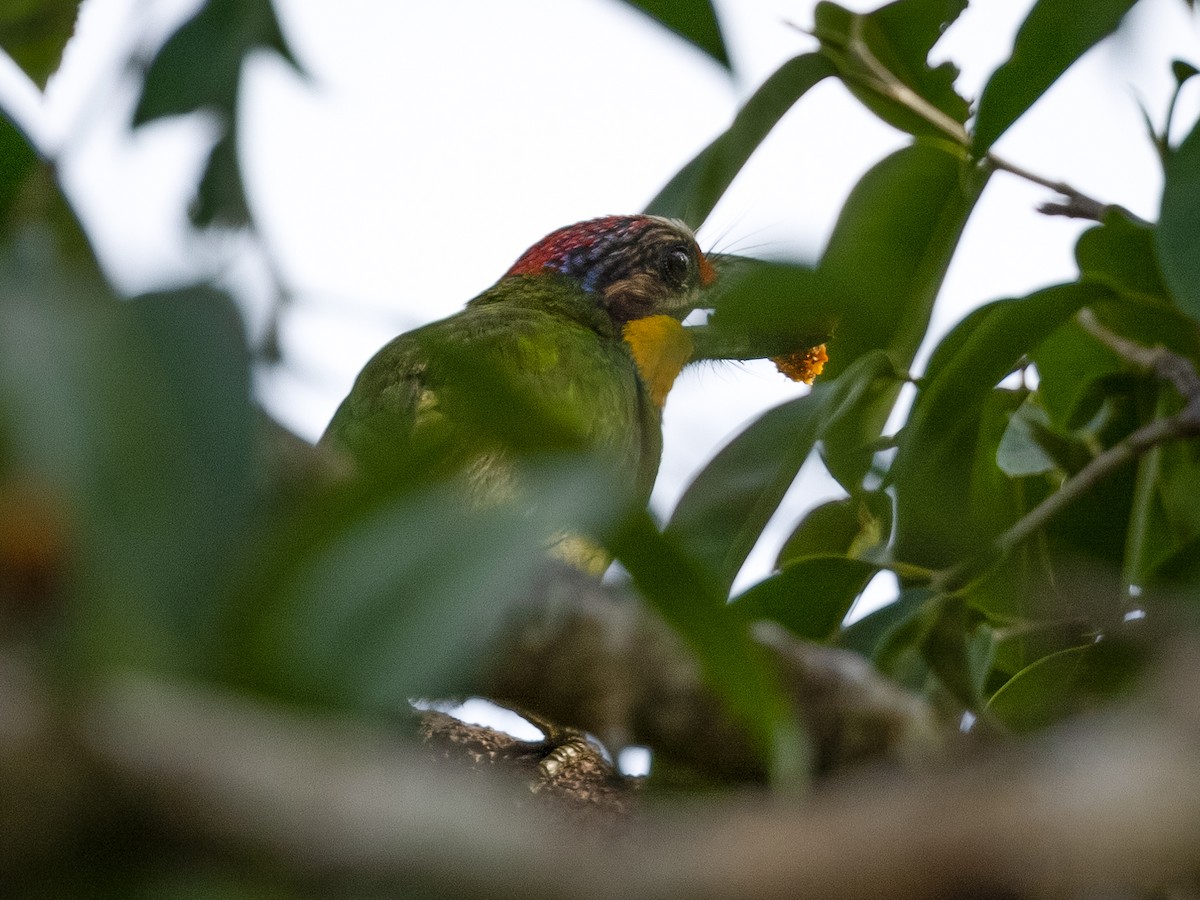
[320,215,718,567]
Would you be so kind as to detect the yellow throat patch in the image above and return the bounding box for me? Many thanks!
[622,315,694,408]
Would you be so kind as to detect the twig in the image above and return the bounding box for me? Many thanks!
[985,154,1146,224]
[1078,309,1200,405]
[937,310,1200,593]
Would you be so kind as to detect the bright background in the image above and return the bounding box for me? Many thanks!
[2,0,1197,606]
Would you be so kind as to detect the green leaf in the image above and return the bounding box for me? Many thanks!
[775,492,892,567]
[973,0,1140,155]
[956,388,1057,622]
[892,283,1099,570]
[817,142,985,378]
[732,555,879,641]
[812,0,969,141]
[818,355,903,491]
[986,640,1145,732]
[646,53,835,227]
[1032,319,1123,431]
[667,352,895,593]
[1076,209,1171,305]
[1125,387,1200,586]
[613,511,810,784]
[0,0,81,88]
[1157,114,1200,322]
[134,0,298,124]
[701,144,983,504]
[616,0,730,69]
[0,240,256,678]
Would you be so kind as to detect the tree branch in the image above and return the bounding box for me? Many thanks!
[485,568,948,782]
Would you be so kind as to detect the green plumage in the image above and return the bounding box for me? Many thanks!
[322,274,662,506]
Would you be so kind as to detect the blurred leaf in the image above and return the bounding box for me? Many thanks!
[0,239,256,678]
[813,0,969,141]
[986,639,1145,731]
[128,287,256,607]
[892,283,1098,570]
[192,126,248,228]
[1089,296,1200,370]
[0,0,80,88]
[616,0,730,69]
[702,260,840,356]
[776,492,892,566]
[133,0,301,226]
[732,555,879,641]
[973,0,1140,155]
[1173,59,1200,84]
[0,113,96,262]
[1149,533,1200,590]
[646,53,835,227]
[614,510,810,784]
[242,459,622,708]
[817,141,984,378]
[1076,209,1170,305]
[667,352,895,594]
[1157,114,1200,322]
[134,0,298,124]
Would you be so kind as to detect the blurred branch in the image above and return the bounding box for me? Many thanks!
[6,642,1200,897]
[938,310,1200,593]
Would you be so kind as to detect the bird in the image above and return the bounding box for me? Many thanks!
[320,214,719,568]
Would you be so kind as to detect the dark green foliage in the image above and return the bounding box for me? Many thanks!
[616,0,730,69]
[2,3,1199,877]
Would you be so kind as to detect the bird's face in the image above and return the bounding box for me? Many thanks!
[504,215,717,324]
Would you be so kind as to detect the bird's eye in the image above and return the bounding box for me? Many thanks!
[660,246,693,288]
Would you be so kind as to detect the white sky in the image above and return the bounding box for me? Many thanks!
[3,0,1198,604]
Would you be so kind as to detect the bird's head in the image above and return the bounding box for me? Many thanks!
[504,215,717,324]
